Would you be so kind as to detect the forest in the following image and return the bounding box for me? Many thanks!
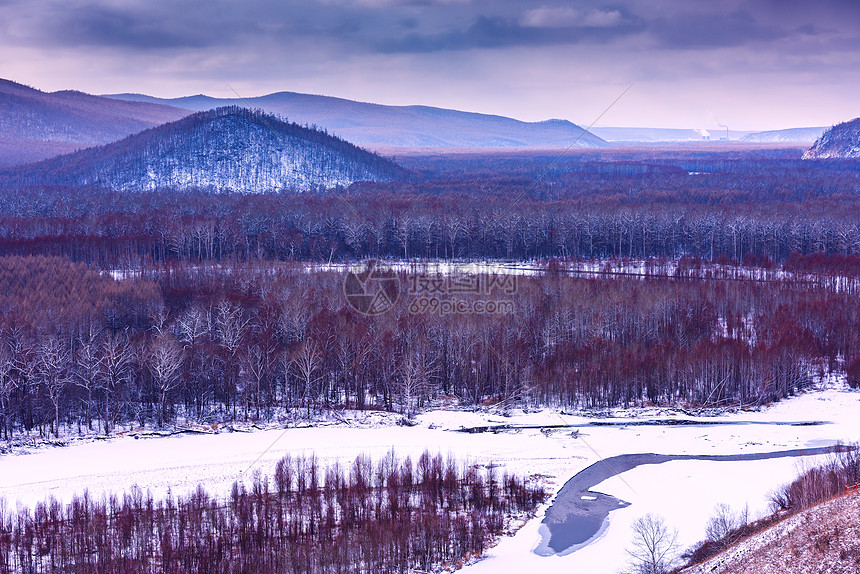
[0,449,546,573]
[0,149,858,266]
[0,252,857,441]
[0,148,858,440]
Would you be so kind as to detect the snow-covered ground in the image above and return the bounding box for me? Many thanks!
[1,383,858,574]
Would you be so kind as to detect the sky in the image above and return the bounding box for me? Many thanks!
[1,0,859,130]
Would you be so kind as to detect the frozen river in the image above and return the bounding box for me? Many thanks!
[536,446,840,557]
[1,383,858,574]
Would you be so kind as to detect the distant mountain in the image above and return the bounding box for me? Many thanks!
[105,91,607,150]
[0,79,189,167]
[741,127,825,143]
[0,107,407,192]
[589,127,751,142]
[802,118,860,159]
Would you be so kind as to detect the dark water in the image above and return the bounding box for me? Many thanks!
[534,446,838,556]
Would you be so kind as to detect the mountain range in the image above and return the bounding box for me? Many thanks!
[0,77,850,194]
[104,91,607,150]
[0,106,406,193]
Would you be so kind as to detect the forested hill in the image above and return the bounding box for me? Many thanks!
[0,106,408,193]
[0,78,189,168]
[803,118,860,159]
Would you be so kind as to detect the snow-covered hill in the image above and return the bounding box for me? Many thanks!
[0,106,407,192]
[803,118,860,159]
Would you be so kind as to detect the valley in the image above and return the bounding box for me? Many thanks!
[0,66,859,572]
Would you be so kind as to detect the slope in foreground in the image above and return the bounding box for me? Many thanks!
[683,491,860,574]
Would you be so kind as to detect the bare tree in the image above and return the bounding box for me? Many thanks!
[398,344,437,418]
[292,340,323,416]
[177,306,211,345]
[705,503,748,548]
[242,340,275,420]
[278,296,310,344]
[215,301,249,415]
[398,350,423,418]
[36,337,72,438]
[101,332,133,434]
[0,342,15,440]
[214,301,249,353]
[626,513,679,574]
[74,329,103,432]
[148,333,184,427]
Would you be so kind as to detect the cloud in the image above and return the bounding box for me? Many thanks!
[317,0,472,5]
[381,12,641,53]
[0,0,833,57]
[521,7,582,28]
[50,5,229,49]
[584,9,622,27]
[648,9,790,49]
[521,7,623,29]
[0,0,259,50]
[1,0,860,133]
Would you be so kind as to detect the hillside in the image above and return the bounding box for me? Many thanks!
[105,91,607,150]
[741,126,825,143]
[803,118,860,159]
[0,106,407,193]
[0,79,189,167]
[683,491,860,574]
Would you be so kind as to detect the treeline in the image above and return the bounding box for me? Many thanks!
[1,255,858,440]
[0,147,859,266]
[771,445,860,513]
[0,187,858,266]
[0,450,546,573]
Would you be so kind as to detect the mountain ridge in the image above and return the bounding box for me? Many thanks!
[0,78,190,167]
[104,90,608,150]
[741,126,825,143]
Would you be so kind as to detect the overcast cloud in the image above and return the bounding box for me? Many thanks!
[1,0,858,129]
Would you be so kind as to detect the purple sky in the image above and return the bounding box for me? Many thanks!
[1,0,858,130]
